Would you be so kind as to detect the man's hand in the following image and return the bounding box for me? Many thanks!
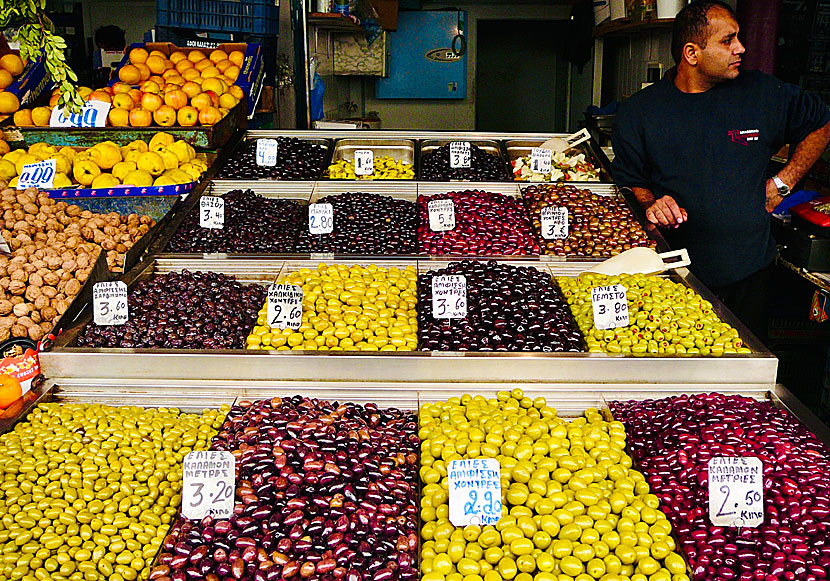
[765,178,783,213]
[645,196,688,228]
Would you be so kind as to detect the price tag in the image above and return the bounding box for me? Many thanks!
[449,141,471,169]
[266,284,303,330]
[564,127,592,149]
[530,147,553,175]
[591,284,629,330]
[448,459,502,526]
[49,100,111,128]
[17,159,56,190]
[182,451,235,520]
[199,196,225,229]
[309,203,334,234]
[428,199,456,232]
[708,457,764,528]
[432,275,467,319]
[93,281,128,326]
[541,206,568,240]
[256,139,278,167]
[353,149,374,176]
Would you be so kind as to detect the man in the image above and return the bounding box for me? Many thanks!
[612,0,830,344]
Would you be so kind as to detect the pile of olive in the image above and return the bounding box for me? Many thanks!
[421,144,509,181]
[327,156,415,180]
[217,137,328,180]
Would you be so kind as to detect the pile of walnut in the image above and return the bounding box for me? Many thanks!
[0,186,154,342]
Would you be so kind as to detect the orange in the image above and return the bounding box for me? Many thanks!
[229,85,245,101]
[175,59,194,74]
[0,70,12,90]
[149,50,167,59]
[135,63,151,82]
[182,68,201,82]
[201,66,220,79]
[209,49,228,63]
[108,107,131,127]
[12,108,32,126]
[145,55,168,75]
[169,51,187,64]
[0,139,8,156]
[215,59,233,73]
[0,54,24,77]
[129,47,149,64]
[228,50,245,67]
[0,375,22,410]
[0,92,19,114]
[224,65,240,82]
[194,59,213,72]
[187,50,207,63]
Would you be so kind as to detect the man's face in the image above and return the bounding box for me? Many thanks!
[695,7,745,82]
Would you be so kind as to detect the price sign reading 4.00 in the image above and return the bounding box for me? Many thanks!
[449,141,472,169]
[92,281,128,326]
[591,284,629,330]
[199,196,225,229]
[256,139,278,167]
[708,457,764,528]
[448,458,502,526]
[432,275,467,319]
[309,203,334,234]
[267,284,303,330]
[541,206,568,240]
[182,451,235,520]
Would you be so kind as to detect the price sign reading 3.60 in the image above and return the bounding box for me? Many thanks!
[93,281,128,326]
[182,451,236,520]
[432,275,467,319]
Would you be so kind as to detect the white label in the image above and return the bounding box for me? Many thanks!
[448,458,502,526]
[449,141,471,169]
[182,451,236,520]
[256,139,278,167]
[530,147,553,174]
[591,284,629,330]
[565,128,592,149]
[432,275,467,319]
[708,457,764,528]
[353,149,374,176]
[93,281,128,326]
[541,206,568,240]
[266,284,303,330]
[199,196,225,229]
[428,199,456,232]
[309,203,334,234]
[17,159,56,190]
[49,101,111,128]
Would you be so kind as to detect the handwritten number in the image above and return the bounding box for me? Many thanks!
[717,485,736,517]
[189,483,204,507]
[464,490,477,515]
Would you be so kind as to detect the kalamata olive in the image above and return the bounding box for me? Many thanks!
[219,138,328,180]
[420,143,508,181]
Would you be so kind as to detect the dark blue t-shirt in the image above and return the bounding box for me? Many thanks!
[612,70,830,288]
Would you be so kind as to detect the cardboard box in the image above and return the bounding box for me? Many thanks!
[5,53,54,108]
[370,0,399,31]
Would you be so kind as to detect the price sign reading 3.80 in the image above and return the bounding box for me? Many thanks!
[591,284,629,330]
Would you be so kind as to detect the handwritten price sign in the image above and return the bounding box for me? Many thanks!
[182,451,236,520]
[448,459,502,526]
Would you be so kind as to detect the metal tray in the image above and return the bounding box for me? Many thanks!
[505,138,613,183]
[215,136,333,181]
[419,139,510,181]
[326,138,417,180]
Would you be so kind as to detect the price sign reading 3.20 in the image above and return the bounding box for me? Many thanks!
[708,457,764,528]
[266,284,303,330]
[591,284,629,330]
[432,275,467,319]
[449,141,472,169]
[448,459,502,526]
[182,451,235,520]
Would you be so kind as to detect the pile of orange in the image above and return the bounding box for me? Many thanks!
[0,54,28,117]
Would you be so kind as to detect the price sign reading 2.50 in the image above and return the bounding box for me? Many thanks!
[708,457,764,527]
[448,458,501,526]
[182,451,236,520]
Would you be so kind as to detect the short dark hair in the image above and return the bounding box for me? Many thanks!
[94,25,126,51]
[671,1,737,63]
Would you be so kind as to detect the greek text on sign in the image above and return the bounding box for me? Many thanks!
[309,203,334,234]
[541,206,568,240]
[353,149,374,176]
[591,284,629,330]
[49,100,111,128]
[17,159,56,190]
[267,284,303,330]
[708,457,764,528]
[200,196,225,229]
[530,147,553,174]
[93,281,128,326]
[432,275,467,319]
[428,198,456,232]
[448,458,502,526]
[449,141,472,169]
[182,451,236,520]
[256,139,278,167]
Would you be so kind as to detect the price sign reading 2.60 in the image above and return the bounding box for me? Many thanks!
[448,458,501,526]
[266,284,303,330]
[182,451,235,520]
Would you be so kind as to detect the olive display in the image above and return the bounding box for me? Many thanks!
[76,270,266,349]
[419,389,690,581]
[421,144,509,182]
[418,261,584,352]
[218,138,328,180]
[0,402,227,581]
[295,193,417,254]
[166,190,303,254]
[558,273,749,356]
[523,185,656,257]
[327,157,415,180]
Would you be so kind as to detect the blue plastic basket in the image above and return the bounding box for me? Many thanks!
[156,0,279,36]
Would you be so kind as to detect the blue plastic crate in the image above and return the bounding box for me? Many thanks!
[156,0,278,36]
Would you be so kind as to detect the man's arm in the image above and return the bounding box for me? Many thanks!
[633,186,688,228]
[767,120,830,212]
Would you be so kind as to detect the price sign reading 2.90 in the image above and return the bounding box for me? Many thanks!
[182,451,235,520]
[448,458,502,526]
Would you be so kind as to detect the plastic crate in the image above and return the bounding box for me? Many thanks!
[156,0,279,36]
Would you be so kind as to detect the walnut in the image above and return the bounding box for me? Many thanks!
[61,259,77,272]
[11,324,27,337]
[55,300,68,315]
[76,254,89,269]
[55,201,67,212]
[22,203,38,215]
[40,286,57,299]
[41,306,57,320]
[33,296,48,311]
[29,311,40,324]
[0,326,10,342]
[65,279,82,296]
[28,325,44,341]
[116,243,127,254]
[100,239,116,251]
[8,280,24,295]
[65,205,81,217]
[12,303,29,317]
[56,212,70,226]
[46,256,62,270]
[10,269,26,283]
[9,296,22,305]
[0,300,11,315]
[42,272,59,286]
[24,286,41,302]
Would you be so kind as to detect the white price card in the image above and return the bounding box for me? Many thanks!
[353,149,374,176]
[448,459,502,526]
[432,275,467,319]
[93,281,128,326]
[199,196,225,229]
[309,203,334,234]
[49,100,111,128]
[449,141,472,169]
[17,159,56,190]
[541,206,568,240]
[266,284,303,330]
[428,198,456,232]
[256,138,278,167]
[182,451,236,520]
[709,457,764,528]
[530,147,553,175]
[591,284,629,330]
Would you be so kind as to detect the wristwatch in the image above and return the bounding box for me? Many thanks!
[772,175,791,197]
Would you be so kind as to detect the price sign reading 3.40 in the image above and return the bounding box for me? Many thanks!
[17,159,56,190]
[448,459,502,526]
[93,281,128,326]
[541,206,568,240]
[449,141,472,169]
[182,451,236,520]
[199,196,225,229]
[432,275,467,319]
[708,457,764,528]
[353,149,374,176]
[256,139,278,167]
[591,284,629,330]
[428,199,456,232]
[266,284,303,330]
